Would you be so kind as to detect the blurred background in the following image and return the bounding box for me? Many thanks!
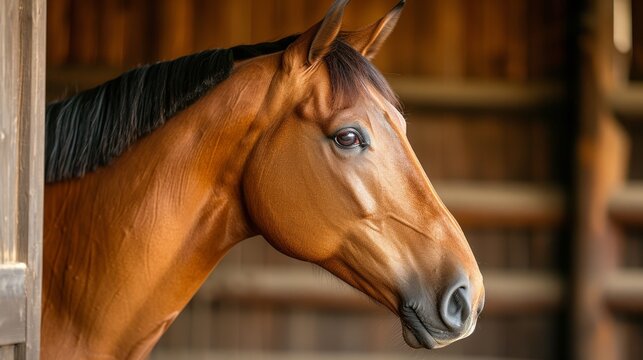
[45,0,643,359]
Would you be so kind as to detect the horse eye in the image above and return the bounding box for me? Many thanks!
[334,128,364,149]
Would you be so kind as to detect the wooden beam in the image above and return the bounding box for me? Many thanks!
[151,350,529,360]
[608,182,643,224]
[196,267,563,315]
[483,271,564,314]
[571,0,627,359]
[388,78,564,113]
[604,270,643,313]
[16,0,46,358]
[610,83,643,119]
[433,182,566,227]
[46,67,565,115]
[46,66,123,101]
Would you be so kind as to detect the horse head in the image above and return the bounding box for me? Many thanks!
[243,0,484,349]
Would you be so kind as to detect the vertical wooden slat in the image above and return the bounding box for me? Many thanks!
[572,0,629,359]
[505,0,529,81]
[0,0,19,347]
[416,0,465,78]
[46,0,70,66]
[0,0,20,266]
[124,0,153,66]
[15,0,45,358]
[99,0,126,67]
[69,0,97,64]
[0,0,44,358]
[250,0,278,44]
[631,0,643,80]
[156,0,195,61]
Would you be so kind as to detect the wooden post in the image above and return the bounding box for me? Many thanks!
[0,0,45,359]
[572,0,630,359]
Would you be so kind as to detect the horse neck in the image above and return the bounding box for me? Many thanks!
[42,56,280,359]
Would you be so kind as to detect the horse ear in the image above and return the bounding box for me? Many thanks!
[284,0,348,70]
[308,0,349,64]
[342,0,405,60]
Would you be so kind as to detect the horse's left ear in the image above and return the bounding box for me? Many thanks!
[342,0,405,60]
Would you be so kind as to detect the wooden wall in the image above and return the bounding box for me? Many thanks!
[46,0,567,80]
[0,0,45,359]
[44,0,643,359]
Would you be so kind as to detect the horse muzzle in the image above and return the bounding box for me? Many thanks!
[399,272,484,349]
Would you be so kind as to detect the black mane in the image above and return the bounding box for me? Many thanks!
[45,36,297,183]
[45,35,396,183]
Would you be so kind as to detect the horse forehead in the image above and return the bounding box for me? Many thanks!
[293,76,333,121]
[292,73,402,130]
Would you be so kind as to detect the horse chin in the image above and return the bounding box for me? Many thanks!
[401,321,443,350]
[402,325,425,348]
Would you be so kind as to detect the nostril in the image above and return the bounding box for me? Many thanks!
[441,283,472,331]
[446,287,466,319]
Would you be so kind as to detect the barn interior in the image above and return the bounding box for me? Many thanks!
[43,0,643,359]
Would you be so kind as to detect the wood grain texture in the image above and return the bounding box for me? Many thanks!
[15,0,46,358]
[0,265,26,346]
[0,0,18,350]
[571,0,630,359]
[0,0,20,265]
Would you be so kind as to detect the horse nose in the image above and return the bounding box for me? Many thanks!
[440,276,472,331]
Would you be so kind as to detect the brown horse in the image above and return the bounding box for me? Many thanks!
[42,0,484,358]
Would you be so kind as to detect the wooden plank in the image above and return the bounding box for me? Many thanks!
[156,0,194,60]
[0,0,20,265]
[46,66,565,115]
[609,182,643,224]
[98,0,126,67]
[605,270,643,313]
[0,346,15,360]
[15,0,46,358]
[46,0,70,66]
[0,264,26,346]
[69,0,97,63]
[151,350,530,360]
[482,271,563,314]
[610,83,643,119]
[433,182,566,227]
[388,78,564,113]
[0,0,23,356]
[196,267,563,315]
[46,66,123,101]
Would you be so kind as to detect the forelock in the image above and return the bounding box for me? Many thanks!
[324,39,401,111]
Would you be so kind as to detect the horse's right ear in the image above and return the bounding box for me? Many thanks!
[283,0,349,71]
[341,0,405,60]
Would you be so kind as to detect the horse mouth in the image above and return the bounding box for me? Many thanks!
[400,306,445,349]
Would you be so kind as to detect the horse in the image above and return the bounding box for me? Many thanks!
[42,0,484,358]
